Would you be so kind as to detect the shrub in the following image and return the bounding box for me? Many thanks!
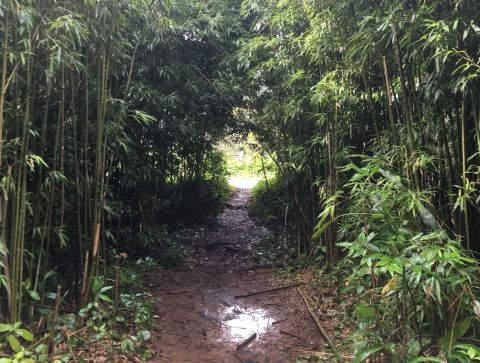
[130,227,191,266]
[316,156,480,362]
[249,175,289,226]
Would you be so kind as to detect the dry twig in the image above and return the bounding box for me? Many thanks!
[236,333,257,351]
[234,283,303,298]
[297,287,342,362]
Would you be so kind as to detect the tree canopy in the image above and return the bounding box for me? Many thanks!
[0,0,480,361]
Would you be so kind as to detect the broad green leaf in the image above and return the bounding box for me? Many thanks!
[0,323,13,332]
[16,328,34,342]
[99,286,113,294]
[454,343,480,360]
[439,317,472,354]
[98,294,113,303]
[28,290,41,301]
[35,344,48,354]
[364,243,380,252]
[354,345,383,363]
[8,334,22,353]
[44,270,57,280]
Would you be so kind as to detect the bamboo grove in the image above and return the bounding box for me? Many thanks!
[238,0,480,260]
[0,0,241,323]
[237,0,480,358]
[1,0,480,360]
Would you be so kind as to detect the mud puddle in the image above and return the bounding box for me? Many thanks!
[218,306,274,343]
[147,184,326,362]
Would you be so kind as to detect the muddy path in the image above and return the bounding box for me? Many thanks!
[147,186,328,362]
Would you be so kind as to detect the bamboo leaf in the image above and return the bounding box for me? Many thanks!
[354,345,384,363]
[439,318,473,354]
[408,357,443,363]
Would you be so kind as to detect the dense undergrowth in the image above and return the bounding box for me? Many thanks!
[327,158,480,362]
[249,177,288,227]
[250,162,480,361]
[0,257,158,362]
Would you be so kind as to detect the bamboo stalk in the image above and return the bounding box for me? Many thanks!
[0,3,10,169]
[59,66,66,226]
[297,287,342,361]
[393,40,419,190]
[0,166,12,315]
[48,285,62,357]
[382,56,398,145]
[71,73,84,302]
[460,96,471,250]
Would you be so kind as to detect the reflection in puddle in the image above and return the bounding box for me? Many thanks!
[219,306,274,343]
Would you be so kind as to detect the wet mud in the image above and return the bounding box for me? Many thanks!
[147,185,326,362]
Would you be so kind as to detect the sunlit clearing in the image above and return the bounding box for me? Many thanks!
[228,176,260,189]
[218,134,275,191]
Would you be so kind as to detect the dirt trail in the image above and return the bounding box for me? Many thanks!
[147,186,327,362]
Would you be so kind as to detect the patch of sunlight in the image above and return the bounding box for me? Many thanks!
[229,176,260,189]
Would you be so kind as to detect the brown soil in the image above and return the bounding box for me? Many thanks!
[147,187,330,363]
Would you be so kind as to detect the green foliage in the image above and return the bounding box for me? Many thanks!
[0,258,156,362]
[321,157,480,361]
[238,0,480,257]
[76,263,156,360]
[134,227,191,266]
[253,235,293,267]
[0,0,242,323]
[249,175,289,226]
[221,138,276,178]
[0,0,479,361]
[0,323,35,362]
[238,1,480,357]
